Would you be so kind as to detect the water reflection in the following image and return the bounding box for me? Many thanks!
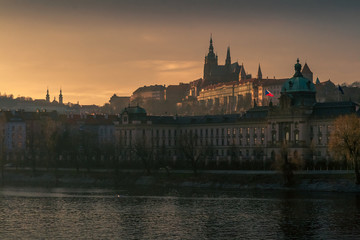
[0,187,359,239]
[278,191,319,239]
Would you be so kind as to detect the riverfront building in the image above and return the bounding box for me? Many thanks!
[116,59,359,167]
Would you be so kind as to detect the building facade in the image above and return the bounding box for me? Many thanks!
[116,60,359,168]
[131,85,166,104]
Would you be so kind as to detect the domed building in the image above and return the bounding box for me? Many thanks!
[120,106,147,124]
[267,59,358,163]
[280,59,316,108]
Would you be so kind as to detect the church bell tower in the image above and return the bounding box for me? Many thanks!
[59,88,63,104]
[46,88,50,102]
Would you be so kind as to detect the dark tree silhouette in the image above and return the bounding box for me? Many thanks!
[329,114,360,184]
[178,132,207,176]
[133,140,154,175]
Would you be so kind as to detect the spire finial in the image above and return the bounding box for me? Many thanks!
[257,63,262,80]
[209,34,214,53]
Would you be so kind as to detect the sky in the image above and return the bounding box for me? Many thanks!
[0,0,359,105]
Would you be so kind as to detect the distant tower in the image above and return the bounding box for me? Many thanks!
[46,88,50,102]
[59,88,63,104]
[301,62,313,82]
[257,64,263,80]
[240,63,246,80]
[225,46,231,66]
[203,35,218,81]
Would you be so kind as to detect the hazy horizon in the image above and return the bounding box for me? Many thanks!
[1,0,359,105]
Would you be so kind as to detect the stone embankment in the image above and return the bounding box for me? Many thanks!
[1,168,360,193]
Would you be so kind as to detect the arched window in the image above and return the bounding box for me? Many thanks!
[272,131,276,144]
[285,126,290,142]
[294,130,299,144]
[285,131,290,142]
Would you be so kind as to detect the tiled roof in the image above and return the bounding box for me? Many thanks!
[301,63,312,74]
[133,85,166,94]
[312,101,358,118]
[260,78,288,87]
[148,114,240,125]
[240,106,269,120]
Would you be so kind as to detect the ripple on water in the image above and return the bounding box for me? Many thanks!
[0,187,359,239]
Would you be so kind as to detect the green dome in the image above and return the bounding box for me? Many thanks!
[281,59,316,93]
[121,106,146,115]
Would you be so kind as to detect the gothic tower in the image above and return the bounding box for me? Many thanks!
[240,63,246,81]
[203,35,218,81]
[225,46,231,66]
[59,88,63,104]
[257,64,262,79]
[46,89,50,102]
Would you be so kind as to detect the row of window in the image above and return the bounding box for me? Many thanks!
[122,136,266,147]
[310,125,331,135]
[121,127,266,138]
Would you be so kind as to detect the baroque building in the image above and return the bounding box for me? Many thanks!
[131,84,166,104]
[116,59,359,168]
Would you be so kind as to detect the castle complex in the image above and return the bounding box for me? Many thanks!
[130,37,315,115]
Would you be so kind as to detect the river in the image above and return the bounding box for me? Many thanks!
[0,187,359,239]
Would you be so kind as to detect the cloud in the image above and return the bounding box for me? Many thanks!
[134,60,200,72]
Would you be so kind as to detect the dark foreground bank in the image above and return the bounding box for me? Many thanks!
[1,168,360,193]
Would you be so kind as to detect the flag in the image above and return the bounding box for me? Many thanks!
[338,85,344,95]
[265,89,274,97]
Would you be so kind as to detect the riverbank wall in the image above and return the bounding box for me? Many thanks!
[1,168,360,193]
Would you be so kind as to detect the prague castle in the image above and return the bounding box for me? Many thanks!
[131,37,316,116]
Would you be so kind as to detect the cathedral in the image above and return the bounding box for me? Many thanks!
[202,36,247,87]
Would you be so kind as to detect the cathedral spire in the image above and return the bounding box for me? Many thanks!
[209,34,214,53]
[225,46,231,66]
[257,64,262,79]
[240,63,246,80]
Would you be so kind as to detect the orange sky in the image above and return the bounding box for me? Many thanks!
[0,0,359,105]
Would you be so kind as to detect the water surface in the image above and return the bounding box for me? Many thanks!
[0,187,359,239]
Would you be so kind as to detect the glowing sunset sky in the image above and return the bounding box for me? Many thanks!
[0,0,359,105]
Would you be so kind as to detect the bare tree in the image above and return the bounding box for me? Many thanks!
[329,114,360,184]
[178,132,207,176]
[133,140,154,175]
